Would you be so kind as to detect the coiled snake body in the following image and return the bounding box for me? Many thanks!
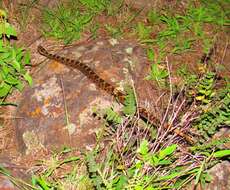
[37,45,193,143]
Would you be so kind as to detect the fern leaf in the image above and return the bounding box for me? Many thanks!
[105,107,122,124]
[123,87,137,116]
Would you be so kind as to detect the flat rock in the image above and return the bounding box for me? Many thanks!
[188,161,230,190]
[14,38,157,154]
[207,161,230,190]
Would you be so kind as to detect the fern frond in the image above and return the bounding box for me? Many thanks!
[105,107,122,124]
[123,87,137,116]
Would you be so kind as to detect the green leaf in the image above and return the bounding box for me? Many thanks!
[16,48,23,62]
[151,155,159,166]
[5,74,19,85]
[2,64,9,76]
[0,83,11,97]
[0,46,7,53]
[0,23,5,35]
[0,52,11,60]
[205,173,212,182]
[0,164,11,176]
[34,176,50,190]
[23,72,33,86]
[15,81,24,91]
[147,10,159,24]
[123,87,136,116]
[24,50,31,65]
[0,9,7,18]
[157,171,182,181]
[196,95,205,101]
[146,186,156,190]
[158,159,172,165]
[198,89,207,94]
[214,150,230,158]
[0,101,17,106]
[147,49,155,62]
[159,69,169,78]
[138,139,149,156]
[5,23,17,37]
[114,175,128,190]
[105,107,122,124]
[135,160,143,169]
[159,144,177,160]
[31,175,37,186]
[151,64,159,75]
[136,22,151,40]
[12,60,21,72]
[0,22,17,38]
[195,160,205,185]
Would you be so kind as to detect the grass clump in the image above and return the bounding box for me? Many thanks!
[31,149,93,190]
[15,0,39,31]
[134,1,229,89]
[83,121,229,189]
[42,0,110,44]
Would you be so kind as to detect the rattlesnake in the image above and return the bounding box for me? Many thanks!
[37,45,194,144]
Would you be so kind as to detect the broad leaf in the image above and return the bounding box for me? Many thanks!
[138,139,149,156]
[214,150,230,158]
[159,144,177,160]
[0,83,11,97]
[147,49,155,62]
[5,74,19,85]
[23,72,33,86]
[5,23,17,37]
[24,50,31,65]
[12,60,21,72]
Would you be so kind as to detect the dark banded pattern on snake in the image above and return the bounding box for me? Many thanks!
[37,45,194,144]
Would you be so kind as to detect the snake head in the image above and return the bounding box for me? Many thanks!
[37,45,48,56]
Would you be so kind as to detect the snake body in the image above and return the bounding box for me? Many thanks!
[37,45,193,143]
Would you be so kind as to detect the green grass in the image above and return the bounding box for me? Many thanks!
[15,0,39,31]
[42,0,111,44]
[42,1,92,44]
[133,0,229,81]
[145,48,169,87]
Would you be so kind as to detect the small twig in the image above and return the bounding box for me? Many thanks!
[170,98,186,125]
[154,91,167,120]
[131,79,140,123]
[153,57,173,152]
[169,85,185,122]
[161,57,173,126]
